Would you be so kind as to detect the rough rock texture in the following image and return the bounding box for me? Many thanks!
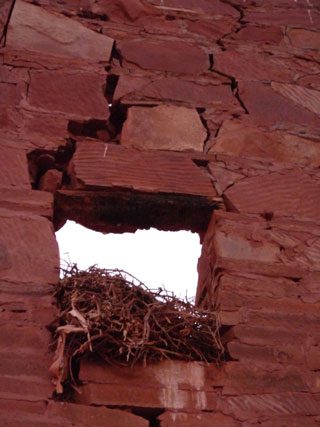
[6,0,113,64]
[121,105,207,151]
[1,0,320,425]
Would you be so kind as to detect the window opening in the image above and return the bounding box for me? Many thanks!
[56,220,202,301]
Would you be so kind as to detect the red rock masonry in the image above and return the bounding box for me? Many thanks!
[1,0,320,425]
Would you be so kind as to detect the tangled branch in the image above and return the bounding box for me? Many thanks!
[48,265,223,394]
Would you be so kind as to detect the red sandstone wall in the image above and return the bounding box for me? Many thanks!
[1,0,320,425]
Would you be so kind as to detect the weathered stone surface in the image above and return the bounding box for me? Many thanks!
[80,359,219,389]
[76,382,217,410]
[119,40,208,74]
[0,82,22,108]
[0,324,50,352]
[198,210,320,283]
[0,399,55,427]
[240,0,316,7]
[113,74,151,102]
[7,0,113,63]
[271,82,320,117]
[244,305,320,329]
[0,375,52,401]
[259,415,320,427]
[227,342,305,366]
[0,106,22,132]
[226,324,314,347]
[121,105,207,151]
[298,74,320,91]
[0,1,12,41]
[208,164,243,195]
[245,8,320,28]
[217,392,320,421]
[159,411,241,427]
[46,401,149,427]
[222,363,309,394]
[224,170,320,222]
[0,146,30,188]
[138,78,235,107]
[151,0,239,16]
[239,82,320,130]
[214,50,293,82]
[0,350,52,378]
[0,292,56,325]
[22,111,69,143]
[232,25,283,44]
[28,71,109,120]
[287,29,320,50]
[73,141,216,197]
[211,120,320,166]
[78,359,219,410]
[38,169,63,193]
[217,273,305,300]
[306,346,320,371]
[92,0,162,22]
[0,188,53,218]
[0,209,59,284]
[187,19,237,41]
[213,153,293,177]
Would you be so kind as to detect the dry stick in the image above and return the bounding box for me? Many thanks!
[50,265,223,392]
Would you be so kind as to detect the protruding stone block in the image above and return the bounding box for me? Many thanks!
[121,105,207,152]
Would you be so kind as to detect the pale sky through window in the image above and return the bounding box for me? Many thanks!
[56,221,202,300]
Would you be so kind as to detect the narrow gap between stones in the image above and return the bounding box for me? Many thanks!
[27,140,76,190]
[105,74,119,105]
[68,119,110,140]
[219,325,236,361]
[78,9,109,21]
[215,0,247,51]
[110,42,123,67]
[220,0,245,23]
[212,68,249,114]
[103,70,126,138]
[131,407,164,427]
[103,405,164,427]
[0,0,16,47]
[216,38,227,51]
[208,53,214,71]
[196,107,211,150]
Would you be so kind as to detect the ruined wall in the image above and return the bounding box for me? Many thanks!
[1,0,320,425]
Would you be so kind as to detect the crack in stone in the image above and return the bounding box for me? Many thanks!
[196,107,211,152]
[216,1,246,52]
[211,68,249,114]
[0,0,16,47]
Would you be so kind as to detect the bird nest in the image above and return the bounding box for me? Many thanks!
[48,265,223,394]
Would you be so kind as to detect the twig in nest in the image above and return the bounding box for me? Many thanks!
[48,264,223,394]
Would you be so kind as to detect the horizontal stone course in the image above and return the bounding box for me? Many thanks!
[119,40,208,74]
[72,141,217,198]
[28,71,109,120]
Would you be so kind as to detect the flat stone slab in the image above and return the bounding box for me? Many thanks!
[0,209,59,284]
[73,141,216,198]
[28,70,109,120]
[210,120,320,167]
[6,0,113,63]
[119,39,208,74]
[121,105,207,151]
[224,169,320,223]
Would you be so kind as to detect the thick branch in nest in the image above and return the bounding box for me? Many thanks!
[48,265,223,394]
